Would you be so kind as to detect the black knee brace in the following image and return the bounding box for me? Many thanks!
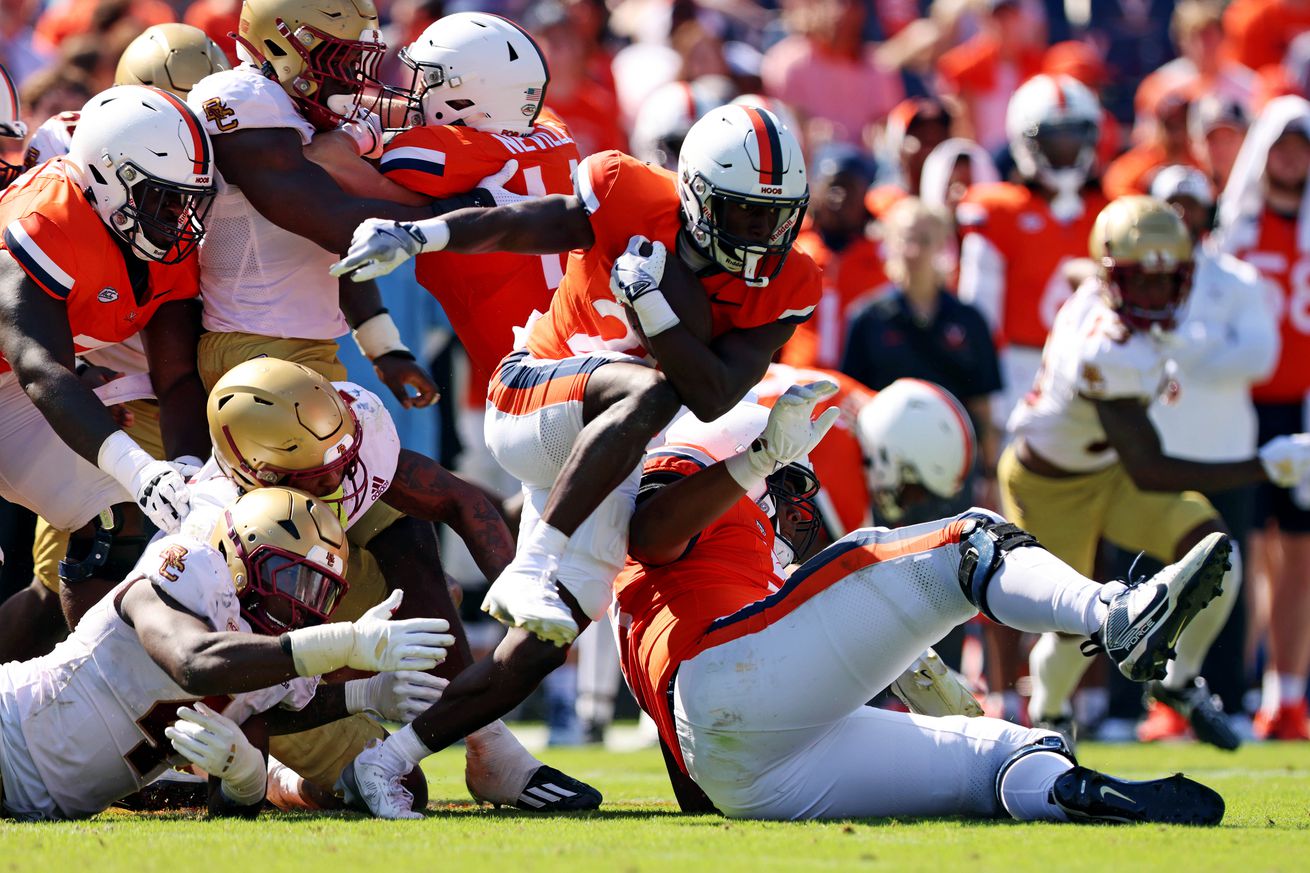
[60,506,157,585]
[958,518,1041,622]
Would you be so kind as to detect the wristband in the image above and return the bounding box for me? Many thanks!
[96,430,152,490]
[220,768,268,807]
[285,622,356,677]
[344,677,371,715]
[724,450,767,493]
[412,217,451,253]
[630,289,680,337]
[352,310,412,361]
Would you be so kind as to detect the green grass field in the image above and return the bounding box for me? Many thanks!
[2,739,1308,872]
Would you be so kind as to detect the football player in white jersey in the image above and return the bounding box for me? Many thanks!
[176,357,598,812]
[0,486,451,821]
[1000,196,1310,748]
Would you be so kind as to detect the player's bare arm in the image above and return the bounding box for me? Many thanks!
[382,449,516,581]
[649,321,795,421]
[141,299,209,459]
[1094,396,1268,492]
[0,255,126,461]
[303,133,430,205]
[337,275,439,408]
[629,464,747,565]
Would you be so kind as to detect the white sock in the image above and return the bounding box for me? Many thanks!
[1028,633,1092,722]
[521,522,569,562]
[986,546,1108,636]
[385,723,433,770]
[465,719,541,802]
[998,751,1073,821]
[1164,545,1242,690]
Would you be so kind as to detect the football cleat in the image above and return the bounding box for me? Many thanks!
[469,765,603,812]
[481,555,578,646]
[336,740,423,820]
[1088,533,1230,682]
[1145,678,1241,751]
[1051,767,1224,825]
[889,648,984,718]
[1253,701,1310,741]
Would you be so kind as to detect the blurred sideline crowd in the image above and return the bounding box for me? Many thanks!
[2,0,1309,747]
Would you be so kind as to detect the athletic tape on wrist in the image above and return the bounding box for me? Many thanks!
[352,311,411,361]
[631,289,680,337]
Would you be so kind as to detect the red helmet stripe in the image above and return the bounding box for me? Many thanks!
[151,87,210,176]
[742,105,783,186]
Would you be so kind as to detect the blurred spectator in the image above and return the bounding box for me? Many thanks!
[183,0,242,62]
[529,0,628,156]
[761,0,903,149]
[1223,0,1310,74]
[780,146,886,370]
[876,96,951,196]
[35,0,173,52]
[0,0,53,85]
[1190,93,1250,190]
[17,61,92,132]
[1103,89,1201,198]
[935,0,1044,154]
[919,137,1000,212]
[840,196,1001,489]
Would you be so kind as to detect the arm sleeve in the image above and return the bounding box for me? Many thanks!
[957,231,1004,334]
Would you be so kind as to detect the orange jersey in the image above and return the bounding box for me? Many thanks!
[780,228,890,370]
[0,159,199,375]
[1223,0,1310,72]
[612,451,782,771]
[1230,207,1310,402]
[526,151,822,360]
[957,182,1107,349]
[1101,143,1202,200]
[754,364,876,537]
[382,111,582,398]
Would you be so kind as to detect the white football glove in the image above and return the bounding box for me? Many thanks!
[337,107,384,159]
[1258,433,1310,488]
[285,589,455,677]
[610,235,679,337]
[329,218,428,282]
[164,702,266,806]
[725,381,841,491]
[345,670,448,723]
[474,159,530,207]
[97,431,191,533]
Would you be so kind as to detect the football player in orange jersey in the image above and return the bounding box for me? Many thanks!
[612,387,1226,823]
[330,104,821,817]
[956,74,1109,433]
[1217,96,1310,739]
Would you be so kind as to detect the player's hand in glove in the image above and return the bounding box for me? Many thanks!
[329,218,427,282]
[97,432,192,533]
[610,235,678,336]
[284,589,455,677]
[165,702,266,806]
[472,159,529,207]
[338,107,384,159]
[1259,433,1310,488]
[725,381,841,491]
[346,671,448,723]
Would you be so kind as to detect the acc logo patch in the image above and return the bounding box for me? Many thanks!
[157,544,189,582]
[97,287,119,303]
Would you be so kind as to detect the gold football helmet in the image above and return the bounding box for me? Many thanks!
[236,0,384,130]
[1089,195,1194,331]
[212,486,349,633]
[114,23,231,98]
[207,358,366,511]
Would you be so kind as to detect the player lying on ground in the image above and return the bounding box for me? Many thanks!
[0,486,451,821]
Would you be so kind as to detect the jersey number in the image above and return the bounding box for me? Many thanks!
[521,161,577,291]
[124,696,226,778]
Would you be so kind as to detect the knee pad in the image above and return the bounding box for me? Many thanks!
[958,516,1041,622]
[60,505,156,585]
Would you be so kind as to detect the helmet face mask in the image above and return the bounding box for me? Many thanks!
[108,161,214,263]
[1,62,28,189]
[763,462,821,566]
[1006,75,1101,217]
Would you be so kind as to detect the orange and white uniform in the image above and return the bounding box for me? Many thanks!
[0,158,200,529]
[754,363,877,537]
[956,181,1107,429]
[612,440,1080,819]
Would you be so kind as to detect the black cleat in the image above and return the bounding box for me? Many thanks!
[1051,767,1224,825]
[501,765,602,812]
[1148,678,1242,751]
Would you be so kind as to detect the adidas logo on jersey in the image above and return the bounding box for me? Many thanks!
[370,476,389,502]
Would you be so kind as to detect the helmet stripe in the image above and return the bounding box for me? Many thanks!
[0,63,18,119]
[742,105,783,186]
[152,87,210,176]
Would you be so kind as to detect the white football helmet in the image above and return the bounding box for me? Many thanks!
[856,379,976,523]
[397,12,549,134]
[633,76,735,171]
[1006,74,1101,220]
[660,401,821,566]
[677,104,809,285]
[1,62,28,189]
[67,85,216,263]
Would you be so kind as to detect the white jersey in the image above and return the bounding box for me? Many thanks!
[0,536,316,820]
[1008,282,1171,473]
[22,111,78,169]
[1150,247,1280,462]
[187,65,347,341]
[184,382,400,540]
